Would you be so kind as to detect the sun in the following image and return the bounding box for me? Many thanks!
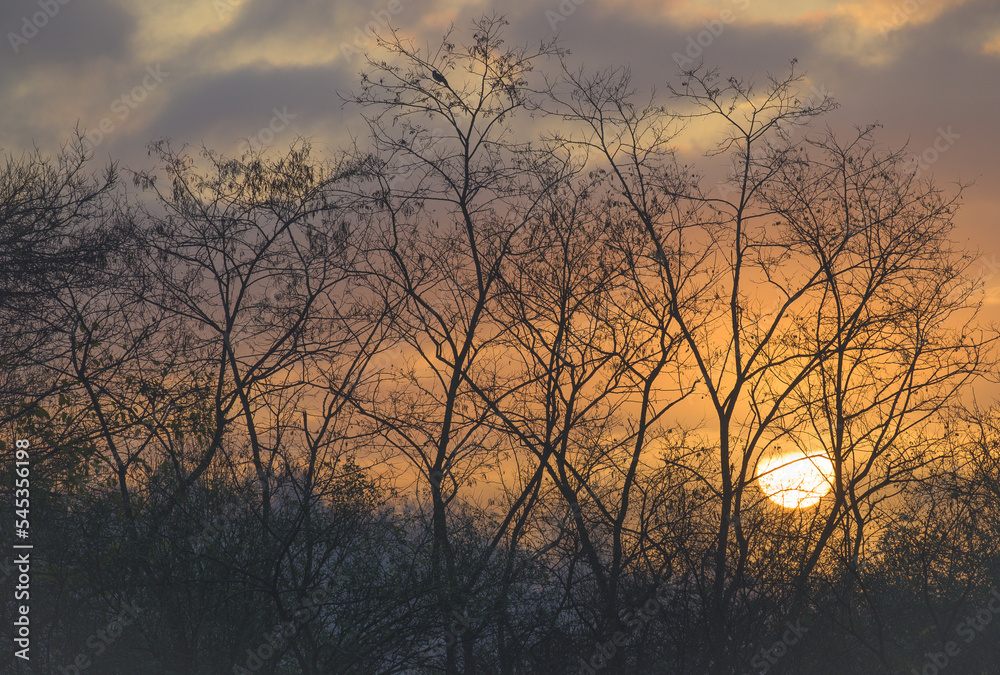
[756,451,834,509]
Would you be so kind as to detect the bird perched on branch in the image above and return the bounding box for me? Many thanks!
[430,68,469,113]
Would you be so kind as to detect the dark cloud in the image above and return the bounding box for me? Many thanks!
[0,0,996,247]
[138,62,351,157]
[0,0,137,155]
[0,0,135,66]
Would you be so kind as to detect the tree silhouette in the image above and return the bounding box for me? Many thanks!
[3,14,998,675]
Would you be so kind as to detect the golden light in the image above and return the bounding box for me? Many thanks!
[756,451,834,509]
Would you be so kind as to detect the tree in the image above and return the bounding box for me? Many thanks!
[546,62,996,671]
[342,15,572,672]
[5,15,997,675]
[0,134,131,487]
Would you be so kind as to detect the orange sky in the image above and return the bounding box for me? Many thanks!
[2,0,997,371]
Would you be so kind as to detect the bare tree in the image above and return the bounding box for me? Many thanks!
[342,15,574,672]
[7,17,999,675]
[547,62,996,671]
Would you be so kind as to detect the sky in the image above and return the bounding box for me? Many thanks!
[2,0,998,298]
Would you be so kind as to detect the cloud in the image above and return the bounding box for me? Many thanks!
[0,0,996,247]
[0,0,135,65]
[141,63,350,157]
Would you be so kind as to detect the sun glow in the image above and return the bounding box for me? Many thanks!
[756,451,834,509]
